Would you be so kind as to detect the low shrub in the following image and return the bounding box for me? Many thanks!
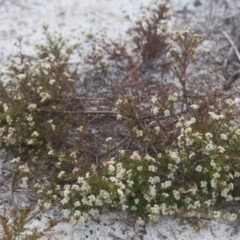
[0,1,240,228]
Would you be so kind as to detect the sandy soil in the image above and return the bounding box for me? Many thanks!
[1,0,240,239]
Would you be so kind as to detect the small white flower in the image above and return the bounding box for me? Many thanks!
[42,63,51,70]
[218,146,225,153]
[28,104,37,111]
[49,79,56,85]
[211,210,221,219]
[164,109,170,117]
[185,137,194,146]
[19,176,29,188]
[108,164,115,174]
[205,132,213,140]
[226,99,236,107]
[230,213,237,222]
[154,126,160,133]
[27,139,34,145]
[202,48,210,54]
[200,181,207,188]
[208,112,225,121]
[39,92,51,102]
[151,107,160,115]
[137,130,143,137]
[234,172,240,178]
[173,190,180,200]
[3,103,8,112]
[117,189,124,196]
[162,193,169,197]
[161,181,172,189]
[115,99,123,105]
[134,198,140,205]
[106,137,113,143]
[43,202,51,210]
[117,114,122,120]
[220,133,228,140]
[185,117,196,127]
[213,172,220,179]
[48,150,54,155]
[130,151,141,161]
[166,51,171,58]
[148,165,157,172]
[151,96,158,104]
[137,166,143,171]
[31,131,39,137]
[70,152,77,158]
[17,74,26,80]
[195,165,203,172]
[58,171,65,179]
[119,150,125,157]
[77,126,83,132]
[189,152,196,159]
[168,92,178,102]
[176,122,183,128]
[190,104,199,110]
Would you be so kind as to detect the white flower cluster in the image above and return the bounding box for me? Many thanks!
[28,103,37,111]
[133,127,143,138]
[130,151,141,161]
[168,150,181,164]
[39,92,51,102]
[208,112,225,121]
[151,106,160,115]
[19,176,28,188]
[168,92,178,102]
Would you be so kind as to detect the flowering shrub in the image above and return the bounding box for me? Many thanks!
[1,1,240,228]
[39,28,240,225]
[0,26,92,194]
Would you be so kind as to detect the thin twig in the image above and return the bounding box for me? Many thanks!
[38,109,116,115]
[9,171,17,208]
[222,31,240,62]
[24,206,41,224]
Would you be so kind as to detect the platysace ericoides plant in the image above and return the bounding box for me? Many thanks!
[0,1,240,228]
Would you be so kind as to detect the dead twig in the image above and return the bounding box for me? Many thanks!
[9,170,17,208]
[38,109,116,115]
[222,33,240,79]
[222,31,240,62]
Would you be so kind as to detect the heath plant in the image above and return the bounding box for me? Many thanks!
[47,26,240,224]
[0,0,240,229]
[38,28,240,225]
[0,26,95,200]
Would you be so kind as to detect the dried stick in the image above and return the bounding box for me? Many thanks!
[222,31,240,62]
[9,170,17,208]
